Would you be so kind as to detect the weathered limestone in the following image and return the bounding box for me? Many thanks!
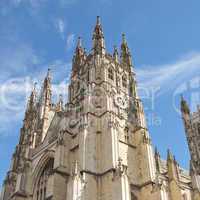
[1,16,199,200]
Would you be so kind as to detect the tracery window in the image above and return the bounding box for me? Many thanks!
[36,159,54,200]
[122,74,127,88]
[108,67,114,80]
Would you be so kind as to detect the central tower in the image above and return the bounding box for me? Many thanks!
[66,16,156,200]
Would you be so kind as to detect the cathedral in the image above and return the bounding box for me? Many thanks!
[1,16,200,200]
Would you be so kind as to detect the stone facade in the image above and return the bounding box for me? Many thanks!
[1,16,200,200]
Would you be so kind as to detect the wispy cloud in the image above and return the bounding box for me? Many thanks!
[0,0,78,16]
[66,33,75,51]
[55,18,66,40]
[0,40,71,137]
[136,52,200,96]
[1,51,200,136]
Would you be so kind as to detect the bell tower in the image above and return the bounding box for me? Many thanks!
[65,16,157,200]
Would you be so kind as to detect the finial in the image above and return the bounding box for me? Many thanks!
[122,33,126,44]
[92,16,105,55]
[113,45,119,62]
[97,16,101,25]
[167,149,173,161]
[114,45,118,53]
[47,68,51,78]
[77,36,82,48]
[180,94,190,114]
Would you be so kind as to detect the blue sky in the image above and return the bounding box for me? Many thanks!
[0,0,200,186]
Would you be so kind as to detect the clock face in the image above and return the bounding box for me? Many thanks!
[114,94,128,109]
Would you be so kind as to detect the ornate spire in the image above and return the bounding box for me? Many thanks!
[43,69,52,104]
[181,95,190,114]
[113,45,119,63]
[92,16,106,55]
[120,33,132,69]
[27,82,37,112]
[77,36,82,48]
[167,149,180,181]
[72,37,85,75]
[167,150,182,199]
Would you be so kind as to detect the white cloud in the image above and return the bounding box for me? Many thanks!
[136,52,200,96]
[55,19,66,39]
[1,51,200,137]
[66,33,75,51]
[0,37,72,137]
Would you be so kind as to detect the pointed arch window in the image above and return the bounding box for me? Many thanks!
[108,67,114,80]
[122,74,127,88]
[35,159,54,200]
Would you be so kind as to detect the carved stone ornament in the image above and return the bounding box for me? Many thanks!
[114,94,128,110]
[69,118,80,129]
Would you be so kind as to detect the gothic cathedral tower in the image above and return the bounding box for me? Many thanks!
[1,17,199,200]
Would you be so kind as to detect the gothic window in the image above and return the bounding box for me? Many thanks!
[108,67,114,80]
[35,159,54,200]
[122,74,127,88]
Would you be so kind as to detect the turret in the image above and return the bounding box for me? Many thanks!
[92,16,106,55]
[120,33,132,71]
